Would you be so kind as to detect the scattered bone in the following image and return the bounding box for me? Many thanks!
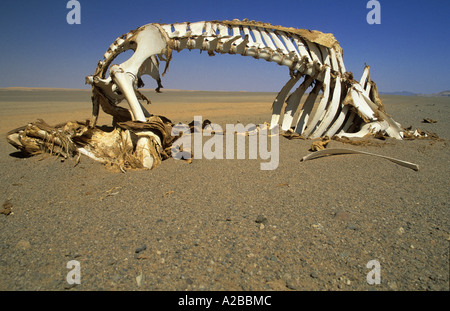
[301,148,419,171]
[163,190,175,197]
[422,118,437,123]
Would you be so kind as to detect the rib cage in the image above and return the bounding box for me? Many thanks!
[86,19,404,140]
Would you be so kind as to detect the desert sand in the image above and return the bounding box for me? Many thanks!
[0,88,448,291]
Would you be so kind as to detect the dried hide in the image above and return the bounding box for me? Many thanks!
[6,116,176,171]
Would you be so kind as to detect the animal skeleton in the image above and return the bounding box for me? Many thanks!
[9,19,416,170]
[84,19,405,168]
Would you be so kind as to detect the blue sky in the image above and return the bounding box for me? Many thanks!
[0,0,448,93]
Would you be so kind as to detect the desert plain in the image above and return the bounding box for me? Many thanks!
[0,87,448,291]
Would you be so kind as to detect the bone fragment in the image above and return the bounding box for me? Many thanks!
[301,148,419,171]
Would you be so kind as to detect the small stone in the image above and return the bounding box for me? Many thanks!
[311,223,324,230]
[346,224,358,231]
[136,271,143,287]
[1,201,13,216]
[135,244,147,253]
[259,223,265,230]
[310,272,318,279]
[286,281,298,290]
[397,227,405,235]
[255,215,267,224]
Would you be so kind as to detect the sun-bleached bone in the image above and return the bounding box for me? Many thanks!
[309,75,342,138]
[85,18,406,156]
[281,75,316,131]
[278,31,301,59]
[292,35,313,63]
[250,27,266,49]
[259,28,277,51]
[270,74,302,129]
[301,148,419,171]
[294,82,322,134]
[267,30,289,55]
[306,41,323,65]
[301,67,332,138]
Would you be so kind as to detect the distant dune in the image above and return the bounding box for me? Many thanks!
[432,90,450,97]
[380,90,450,97]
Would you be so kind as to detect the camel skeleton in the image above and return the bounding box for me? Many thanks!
[6,20,422,171]
[86,19,403,142]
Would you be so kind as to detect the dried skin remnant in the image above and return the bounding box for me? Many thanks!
[6,117,176,171]
[85,19,408,151]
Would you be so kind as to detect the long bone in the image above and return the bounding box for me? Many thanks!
[86,19,405,148]
[108,25,167,168]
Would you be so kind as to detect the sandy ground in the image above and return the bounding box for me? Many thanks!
[0,88,448,291]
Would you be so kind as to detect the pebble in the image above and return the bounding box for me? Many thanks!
[311,223,324,230]
[135,244,147,253]
[346,224,358,231]
[136,271,143,287]
[310,272,318,279]
[255,215,267,224]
